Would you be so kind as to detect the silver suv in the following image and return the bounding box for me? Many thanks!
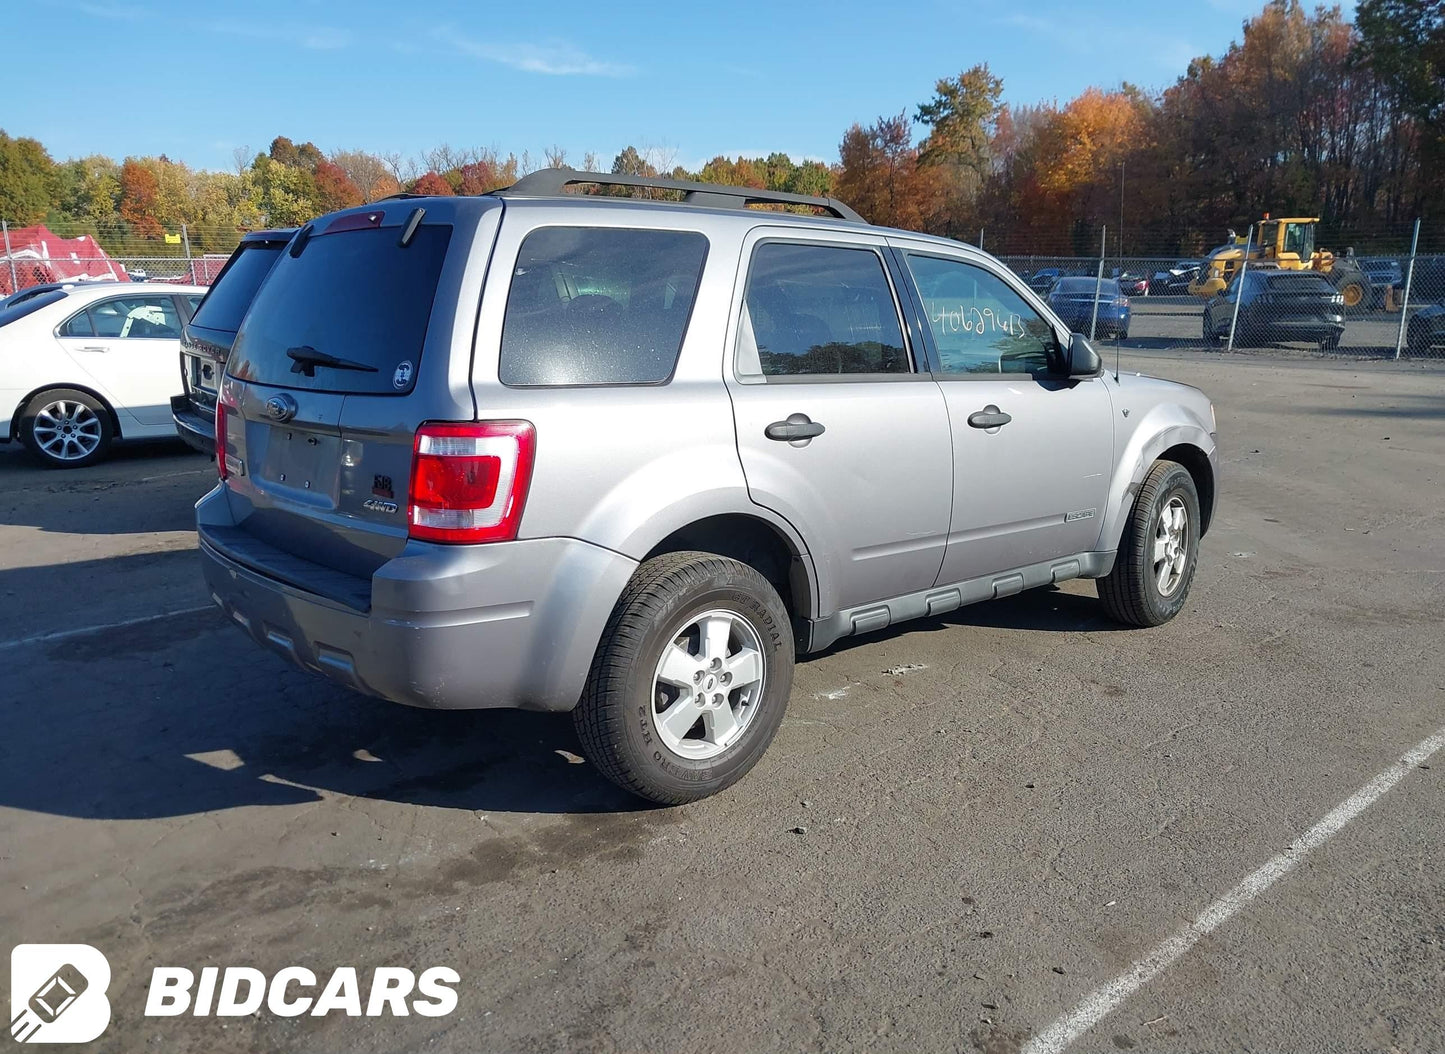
[199,170,1218,804]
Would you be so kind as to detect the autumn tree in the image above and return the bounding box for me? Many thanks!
[118,159,163,238]
[410,171,454,196]
[314,159,364,211]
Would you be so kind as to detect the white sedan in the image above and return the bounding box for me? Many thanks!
[0,282,206,467]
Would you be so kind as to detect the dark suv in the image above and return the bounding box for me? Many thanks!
[172,229,294,454]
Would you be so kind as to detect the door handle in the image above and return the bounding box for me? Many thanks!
[77,345,110,353]
[765,413,826,442]
[967,405,1012,430]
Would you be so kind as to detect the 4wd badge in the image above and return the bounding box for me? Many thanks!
[392,361,413,389]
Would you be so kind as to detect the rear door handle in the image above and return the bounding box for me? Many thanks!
[77,345,110,353]
[765,413,826,442]
[967,405,1012,430]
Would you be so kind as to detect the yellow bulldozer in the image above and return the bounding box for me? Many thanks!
[1188,216,1371,309]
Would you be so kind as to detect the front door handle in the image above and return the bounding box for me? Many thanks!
[765,413,826,442]
[967,405,1012,430]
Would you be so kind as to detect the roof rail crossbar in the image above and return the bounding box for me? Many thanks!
[496,168,865,223]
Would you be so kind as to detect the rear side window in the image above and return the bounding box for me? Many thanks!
[499,227,708,386]
[227,224,452,394]
[190,242,286,333]
[2,289,68,327]
[737,242,909,378]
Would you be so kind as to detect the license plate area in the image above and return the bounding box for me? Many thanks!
[252,426,341,504]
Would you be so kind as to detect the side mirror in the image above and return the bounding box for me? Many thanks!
[1067,332,1102,378]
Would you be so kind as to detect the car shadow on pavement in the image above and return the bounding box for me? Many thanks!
[0,607,651,821]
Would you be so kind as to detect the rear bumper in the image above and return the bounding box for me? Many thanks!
[171,395,215,456]
[197,486,638,712]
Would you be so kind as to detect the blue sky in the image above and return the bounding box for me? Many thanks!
[15,0,1353,171]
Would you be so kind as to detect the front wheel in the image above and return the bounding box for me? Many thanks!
[574,551,795,804]
[20,389,114,468]
[1097,460,1201,627]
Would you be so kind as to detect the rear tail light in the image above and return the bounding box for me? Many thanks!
[409,421,535,543]
[1115,296,1129,307]
[215,394,237,481]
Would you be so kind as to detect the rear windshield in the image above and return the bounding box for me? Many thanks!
[0,289,68,326]
[190,242,286,334]
[227,224,452,394]
[499,227,708,386]
[1265,273,1332,292]
[1055,278,1119,294]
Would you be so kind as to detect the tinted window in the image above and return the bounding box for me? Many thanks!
[738,243,908,378]
[85,295,181,338]
[228,224,452,394]
[499,227,708,386]
[906,254,1059,376]
[1266,273,1333,293]
[191,242,286,333]
[3,290,69,328]
[1054,277,1120,295]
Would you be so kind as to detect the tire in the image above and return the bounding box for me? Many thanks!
[1330,268,1370,313]
[574,551,795,804]
[1320,332,1342,351]
[1202,315,1220,347]
[1097,460,1201,628]
[19,388,114,469]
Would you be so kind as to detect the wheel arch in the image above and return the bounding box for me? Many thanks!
[642,512,817,624]
[1098,415,1216,554]
[12,382,124,441]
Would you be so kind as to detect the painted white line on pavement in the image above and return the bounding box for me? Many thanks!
[1023,723,1445,1054]
[0,604,217,651]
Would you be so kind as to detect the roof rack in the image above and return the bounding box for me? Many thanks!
[496,168,865,223]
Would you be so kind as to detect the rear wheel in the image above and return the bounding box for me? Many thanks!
[19,389,114,469]
[1202,315,1221,347]
[574,552,794,804]
[1097,460,1201,627]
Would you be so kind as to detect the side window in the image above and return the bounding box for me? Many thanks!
[88,296,182,339]
[905,254,1059,376]
[499,227,709,386]
[58,310,94,337]
[186,295,203,315]
[738,242,909,378]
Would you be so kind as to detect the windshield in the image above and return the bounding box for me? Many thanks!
[190,242,287,334]
[227,224,452,395]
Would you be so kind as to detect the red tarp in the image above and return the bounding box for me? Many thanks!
[0,225,130,296]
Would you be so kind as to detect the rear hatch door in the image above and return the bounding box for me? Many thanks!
[218,200,498,593]
[181,232,293,414]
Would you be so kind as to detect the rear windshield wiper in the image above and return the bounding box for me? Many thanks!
[286,345,379,377]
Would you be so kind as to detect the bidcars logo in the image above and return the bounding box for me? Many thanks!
[10,944,112,1044]
[144,966,459,1019]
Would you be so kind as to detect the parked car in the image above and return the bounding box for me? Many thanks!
[199,170,1218,804]
[1026,267,1064,294]
[1048,277,1131,338]
[172,229,295,455]
[1405,302,1445,354]
[1,282,206,467]
[1149,262,1200,296]
[1360,257,1403,309]
[1116,272,1149,297]
[1201,269,1345,349]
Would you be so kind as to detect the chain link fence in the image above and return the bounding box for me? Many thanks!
[5,215,1445,358]
[0,219,245,297]
[996,222,1445,359]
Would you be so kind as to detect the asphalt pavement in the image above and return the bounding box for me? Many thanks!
[1,350,1442,1053]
